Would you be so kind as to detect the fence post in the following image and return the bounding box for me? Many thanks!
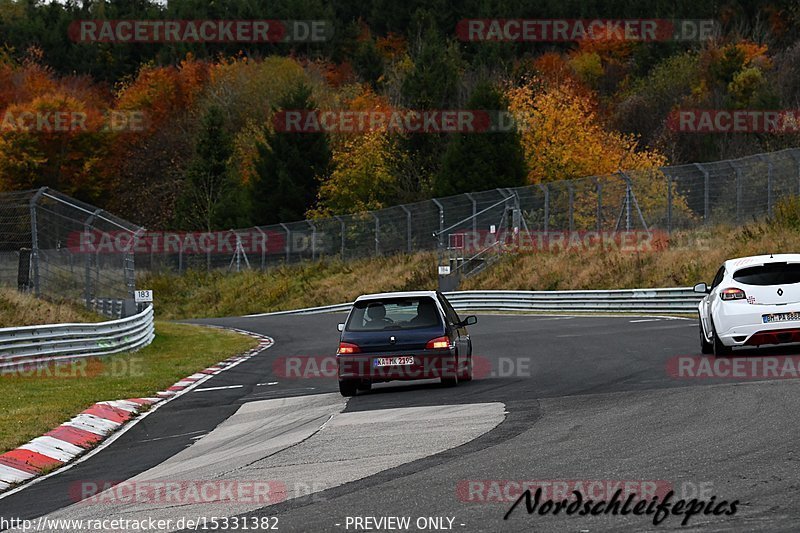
[255,227,267,269]
[792,150,800,196]
[666,174,673,234]
[372,213,380,256]
[125,227,144,297]
[567,182,575,231]
[28,187,46,297]
[334,216,345,258]
[84,208,102,309]
[758,154,774,217]
[178,238,184,274]
[280,223,290,263]
[595,179,602,232]
[626,179,632,231]
[400,206,412,253]
[432,199,444,249]
[307,220,317,261]
[728,161,742,224]
[464,193,477,235]
[693,163,709,222]
[538,184,549,233]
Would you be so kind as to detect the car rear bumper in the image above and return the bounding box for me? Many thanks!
[715,303,800,346]
[337,350,456,382]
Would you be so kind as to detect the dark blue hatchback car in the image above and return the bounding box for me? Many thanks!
[336,291,477,396]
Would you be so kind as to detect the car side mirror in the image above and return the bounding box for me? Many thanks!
[693,283,710,294]
[460,315,478,326]
[337,323,344,332]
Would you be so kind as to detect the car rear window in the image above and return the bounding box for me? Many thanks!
[732,263,800,286]
[347,297,442,331]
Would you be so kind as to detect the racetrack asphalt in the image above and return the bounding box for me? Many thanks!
[1,313,799,532]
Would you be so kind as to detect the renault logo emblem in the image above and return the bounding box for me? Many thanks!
[778,288,784,296]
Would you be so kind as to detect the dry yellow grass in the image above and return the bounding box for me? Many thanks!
[0,289,103,327]
[462,223,800,291]
[141,252,439,319]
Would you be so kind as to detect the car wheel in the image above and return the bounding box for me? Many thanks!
[441,355,459,387]
[339,380,358,397]
[459,354,473,382]
[356,381,372,391]
[711,320,732,356]
[700,321,713,354]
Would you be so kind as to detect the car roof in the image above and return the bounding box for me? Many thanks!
[354,290,439,302]
[724,254,800,272]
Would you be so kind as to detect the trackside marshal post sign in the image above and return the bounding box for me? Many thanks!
[134,290,153,303]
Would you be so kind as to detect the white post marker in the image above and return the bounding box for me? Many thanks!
[134,289,153,303]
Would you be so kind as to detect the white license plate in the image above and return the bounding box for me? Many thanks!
[763,312,800,323]
[374,356,415,367]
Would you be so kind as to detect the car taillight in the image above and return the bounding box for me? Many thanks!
[426,336,451,350]
[337,342,360,354]
[721,287,746,301]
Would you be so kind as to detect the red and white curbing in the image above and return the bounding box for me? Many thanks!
[0,327,273,493]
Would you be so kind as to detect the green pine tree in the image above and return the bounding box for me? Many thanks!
[251,84,331,225]
[434,82,527,196]
[174,105,248,230]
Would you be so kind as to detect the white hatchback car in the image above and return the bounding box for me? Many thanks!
[695,254,800,355]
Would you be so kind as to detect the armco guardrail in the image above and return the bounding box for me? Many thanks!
[0,305,155,369]
[443,288,702,313]
[250,288,703,317]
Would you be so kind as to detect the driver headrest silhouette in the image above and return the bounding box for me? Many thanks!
[413,299,438,324]
[366,303,387,321]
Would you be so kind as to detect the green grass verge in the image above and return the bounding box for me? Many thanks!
[0,321,258,454]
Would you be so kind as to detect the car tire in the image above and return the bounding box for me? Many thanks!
[441,355,459,387]
[459,354,473,382]
[700,321,713,354]
[711,320,732,356]
[339,380,358,397]
[356,381,372,391]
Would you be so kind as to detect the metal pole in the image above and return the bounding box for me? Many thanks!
[759,155,774,217]
[794,151,800,196]
[626,181,631,231]
[307,221,317,261]
[538,184,549,233]
[729,162,742,224]
[126,227,144,297]
[595,179,602,232]
[666,175,672,234]
[28,187,46,297]
[178,237,184,274]
[464,193,477,235]
[235,232,241,272]
[255,227,267,269]
[84,208,102,309]
[432,199,444,248]
[400,206,412,253]
[567,182,574,232]
[694,163,709,223]
[372,213,380,256]
[280,223,290,263]
[795,150,800,196]
[334,216,345,258]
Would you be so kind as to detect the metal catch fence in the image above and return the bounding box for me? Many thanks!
[0,188,141,316]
